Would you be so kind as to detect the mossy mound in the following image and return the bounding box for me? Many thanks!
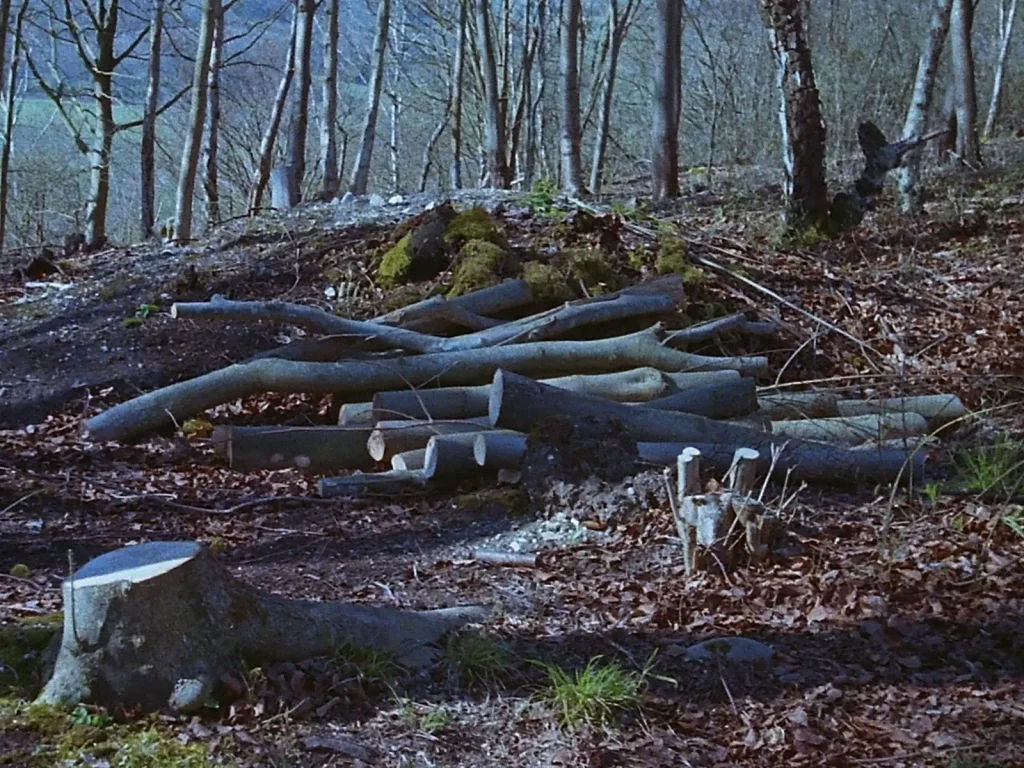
[444,207,508,251]
[522,261,572,303]
[655,236,704,285]
[447,240,507,298]
[0,615,62,698]
[565,249,620,294]
[377,233,413,288]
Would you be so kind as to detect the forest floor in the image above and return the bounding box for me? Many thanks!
[0,154,1023,767]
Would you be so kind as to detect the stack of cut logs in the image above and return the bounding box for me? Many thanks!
[82,274,965,497]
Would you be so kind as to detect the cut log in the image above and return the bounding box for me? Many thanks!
[210,425,374,472]
[367,419,490,463]
[641,378,758,419]
[770,412,929,445]
[489,370,926,485]
[372,367,683,422]
[38,541,486,712]
[338,402,375,426]
[663,313,776,347]
[318,469,428,497]
[84,326,766,442]
[469,550,537,567]
[422,432,518,481]
[473,431,529,470]
[391,448,427,471]
[756,390,841,419]
[836,394,967,430]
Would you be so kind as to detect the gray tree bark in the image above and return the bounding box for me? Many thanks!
[759,0,828,224]
[477,0,508,187]
[349,0,391,195]
[651,0,682,200]
[173,0,219,243]
[983,0,1018,141]
[202,0,226,227]
[287,0,315,197]
[320,0,341,199]
[898,0,953,214]
[950,0,981,164]
[0,0,25,254]
[140,0,164,239]
[560,0,584,195]
[589,0,635,193]
[450,0,468,188]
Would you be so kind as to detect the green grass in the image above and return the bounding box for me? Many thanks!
[328,642,403,689]
[442,632,514,686]
[535,655,647,729]
[955,438,1023,495]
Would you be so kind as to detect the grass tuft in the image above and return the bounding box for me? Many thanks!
[535,655,646,729]
[443,633,514,686]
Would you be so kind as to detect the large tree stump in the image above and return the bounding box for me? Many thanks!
[39,542,486,713]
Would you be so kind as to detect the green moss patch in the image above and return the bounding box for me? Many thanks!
[447,240,507,297]
[377,233,413,287]
[444,208,508,251]
[0,617,61,698]
[522,261,572,304]
[565,249,620,294]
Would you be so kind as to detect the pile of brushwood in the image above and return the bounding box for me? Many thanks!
[83,263,966,498]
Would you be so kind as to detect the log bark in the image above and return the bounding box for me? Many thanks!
[836,394,966,430]
[367,419,490,463]
[470,550,536,567]
[210,425,374,472]
[642,378,757,419]
[490,371,927,485]
[318,470,428,497]
[663,313,776,347]
[756,390,840,419]
[770,413,929,445]
[338,402,375,426]
[38,542,486,712]
[423,433,492,480]
[84,326,766,442]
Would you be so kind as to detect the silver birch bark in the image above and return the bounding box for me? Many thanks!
[560,0,583,194]
[983,0,1018,141]
[202,0,225,227]
[349,0,391,195]
[450,0,467,188]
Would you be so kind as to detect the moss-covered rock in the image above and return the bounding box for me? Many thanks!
[377,233,413,287]
[655,236,704,285]
[444,207,508,251]
[565,249,620,294]
[0,616,62,697]
[522,261,572,303]
[447,240,506,297]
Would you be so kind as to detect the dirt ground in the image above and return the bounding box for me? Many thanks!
[1,168,1023,767]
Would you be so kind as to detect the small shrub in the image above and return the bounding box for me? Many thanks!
[527,179,562,217]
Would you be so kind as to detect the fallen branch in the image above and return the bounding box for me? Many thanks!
[84,326,767,442]
[663,313,776,347]
[757,390,841,419]
[770,413,929,445]
[468,550,537,568]
[836,394,967,430]
[642,378,758,419]
[318,469,428,497]
[375,279,536,332]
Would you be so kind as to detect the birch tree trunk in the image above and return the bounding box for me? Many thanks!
[287,0,315,197]
[349,0,391,195]
[950,0,981,165]
[202,0,225,227]
[983,0,1018,141]
[759,0,828,224]
[450,0,467,188]
[560,0,584,195]
[248,10,298,215]
[589,0,633,193]
[173,0,218,243]
[0,0,26,253]
[140,0,164,239]
[477,0,509,187]
[898,0,953,214]
[651,0,682,200]
[319,0,340,199]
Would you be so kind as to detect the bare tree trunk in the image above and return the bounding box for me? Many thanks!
[651,0,682,200]
[87,71,116,248]
[0,0,26,253]
[389,90,401,191]
[248,10,298,215]
[476,0,508,187]
[898,0,953,214]
[173,0,219,242]
[759,0,828,224]
[524,0,546,185]
[505,0,537,182]
[950,0,981,165]
[420,103,451,191]
[589,0,632,193]
[140,0,164,239]
[349,0,391,195]
[983,0,1018,141]
[560,0,584,195]
[202,0,225,227]
[319,0,340,199]
[287,0,315,197]
[450,0,467,188]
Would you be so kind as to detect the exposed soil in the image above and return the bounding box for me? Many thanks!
[1,168,1023,767]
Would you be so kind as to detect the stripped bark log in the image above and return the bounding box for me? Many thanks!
[836,394,967,430]
[367,419,490,462]
[84,326,766,442]
[318,469,428,497]
[489,371,926,485]
[209,425,374,472]
[770,412,929,445]
[641,378,758,419]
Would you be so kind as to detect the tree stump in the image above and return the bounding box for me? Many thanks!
[38,542,487,713]
[672,447,776,575]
